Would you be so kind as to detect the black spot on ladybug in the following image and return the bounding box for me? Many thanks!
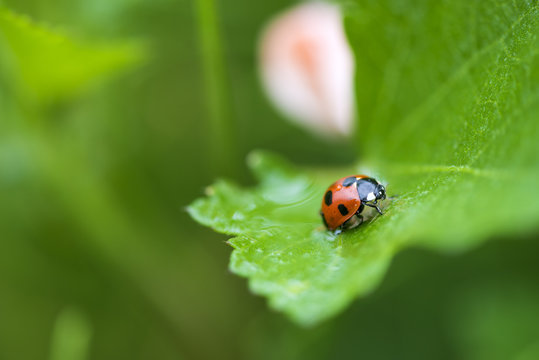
[338,204,349,216]
[342,177,357,187]
[320,211,329,228]
[324,190,333,206]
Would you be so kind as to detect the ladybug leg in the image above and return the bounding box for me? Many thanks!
[354,212,364,226]
[342,214,363,230]
[364,202,384,215]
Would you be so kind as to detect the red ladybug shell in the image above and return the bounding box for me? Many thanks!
[320,175,369,231]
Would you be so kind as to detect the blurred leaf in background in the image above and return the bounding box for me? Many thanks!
[49,307,92,360]
[0,7,143,103]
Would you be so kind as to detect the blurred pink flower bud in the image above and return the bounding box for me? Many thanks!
[259,1,356,138]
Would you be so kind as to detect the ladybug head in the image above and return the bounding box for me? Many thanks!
[375,183,386,202]
[357,177,387,203]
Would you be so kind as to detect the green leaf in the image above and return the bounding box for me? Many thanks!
[189,0,539,326]
[0,7,145,103]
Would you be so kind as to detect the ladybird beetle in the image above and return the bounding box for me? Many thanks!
[320,175,386,232]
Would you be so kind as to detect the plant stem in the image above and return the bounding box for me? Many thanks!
[194,0,237,176]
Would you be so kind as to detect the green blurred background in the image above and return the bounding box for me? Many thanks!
[0,0,538,359]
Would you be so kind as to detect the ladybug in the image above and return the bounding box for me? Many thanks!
[320,175,386,232]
